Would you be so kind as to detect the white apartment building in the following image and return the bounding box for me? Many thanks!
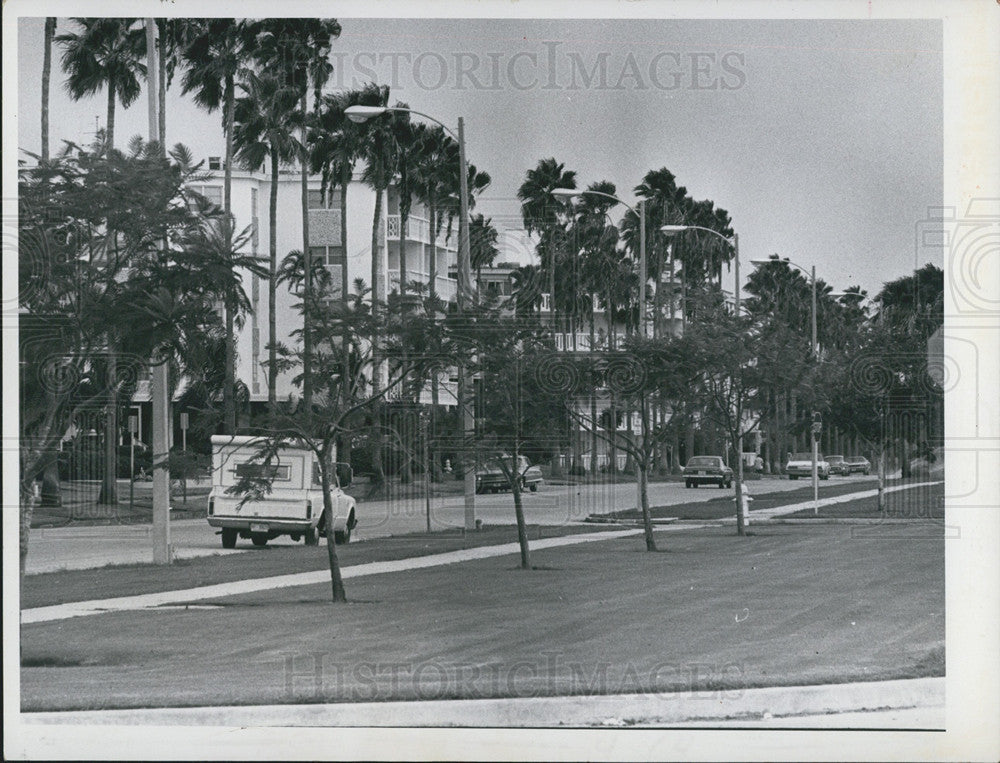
[196,160,460,405]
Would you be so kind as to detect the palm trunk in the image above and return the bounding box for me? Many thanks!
[106,75,116,150]
[370,186,385,486]
[42,18,55,161]
[338,163,352,466]
[301,92,313,412]
[157,20,166,147]
[268,148,279,410]
[511,449,531,569]
[589,313,599,475]
[223,74,236,433]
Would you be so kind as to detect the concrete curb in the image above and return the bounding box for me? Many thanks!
[21,676,944,728]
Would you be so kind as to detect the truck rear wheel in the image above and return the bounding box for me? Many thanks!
[251,533,268,547]
[221,529,237,549]
[304,527,319,546]
[334,527,351,544]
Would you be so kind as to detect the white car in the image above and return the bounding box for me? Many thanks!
[785,452,830,480]
[207,435,357,548]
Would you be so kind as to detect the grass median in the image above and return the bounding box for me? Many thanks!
[21,522,943,712]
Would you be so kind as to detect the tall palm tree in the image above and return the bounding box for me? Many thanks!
[517,158,577,333]
[56,18,146,150]
[181,18,254,432]
[233,70,301,410]
[252,19,342,412]
[469,213,500,287]
[42,18,56,161]
[411,125,456,303]
[393,117,417,297]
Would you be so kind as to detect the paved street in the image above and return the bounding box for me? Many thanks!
[25,475,878,574]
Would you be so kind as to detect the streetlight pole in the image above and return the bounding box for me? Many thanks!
[345,105,477,530]
[750,256,821,513]
[660,224,746,532]
[146,17,171,564]
[550,188,651,531]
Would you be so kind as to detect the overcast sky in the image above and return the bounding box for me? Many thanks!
[16,15,942,298]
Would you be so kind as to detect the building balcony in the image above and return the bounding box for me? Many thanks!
[388,269,458,303]
[386,214,457,250]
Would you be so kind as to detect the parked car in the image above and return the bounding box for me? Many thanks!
[207,435,356,548]
[476,455,543,494]
[826,455,850,476]
[785,452,830,480]
[683,456,733,488]
[845,456,872,475]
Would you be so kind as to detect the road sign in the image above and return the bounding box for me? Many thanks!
[180,412,189,430]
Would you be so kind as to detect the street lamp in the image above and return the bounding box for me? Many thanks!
[660,224,748,530]
[345,104,477,530]
[750,257,817,357]
[550,188,648,338]
[551,187,650,525]
[659,225,740,315]
[750,256,820,513]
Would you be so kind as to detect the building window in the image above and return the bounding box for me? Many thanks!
[189,184,222,208]
[310,245,344,266]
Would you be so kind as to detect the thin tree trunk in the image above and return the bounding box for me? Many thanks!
[268,149,279,410]
[223,74,237,433]
[322,477,347,602]
[511,452,531,569]
[589,313,599,475]
[428,198,441,481]
[301,92,313,412]
[42,18,55,161]
[638,461,657,552]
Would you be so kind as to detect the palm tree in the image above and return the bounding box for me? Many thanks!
[233,70,301,410]
[252,20,342,412]
[518,159,577,334]
[411,125,457,303]
[393,117,417,297]
[42,18,56,161]
[56,18,147,150]
[181,18,254,431]
[469,213,500,287]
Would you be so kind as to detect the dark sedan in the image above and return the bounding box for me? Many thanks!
[683,456,733,488]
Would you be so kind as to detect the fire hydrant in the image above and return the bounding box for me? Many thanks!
[735,482,753,526]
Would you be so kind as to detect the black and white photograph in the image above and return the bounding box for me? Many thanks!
[4,1,998,760]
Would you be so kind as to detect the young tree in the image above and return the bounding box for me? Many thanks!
[230,283,439,601]
[18,139,236,571]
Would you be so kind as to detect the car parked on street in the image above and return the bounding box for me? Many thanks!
[476,455,544,494]
[683,456,733,488]
[826,455,850,476]
[785,452,830,480]
[845,456,872,475]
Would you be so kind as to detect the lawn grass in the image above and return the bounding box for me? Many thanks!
[20,524,944,711]
[20,524,613,609]
[783,482,944,519]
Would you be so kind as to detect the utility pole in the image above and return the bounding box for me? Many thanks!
[147,18,171,564]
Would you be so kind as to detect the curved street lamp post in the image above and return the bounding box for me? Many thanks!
[345,105,477,530]
[750,256,820,513]
[660,225,749,532]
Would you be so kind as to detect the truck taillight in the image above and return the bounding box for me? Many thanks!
[305,500,312,520]
[208,498,214,516]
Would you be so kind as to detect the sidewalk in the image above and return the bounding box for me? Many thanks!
[21,676,943,728]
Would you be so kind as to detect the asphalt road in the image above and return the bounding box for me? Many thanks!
[25,475,878,574]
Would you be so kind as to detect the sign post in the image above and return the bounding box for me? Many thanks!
[811,412,823,514]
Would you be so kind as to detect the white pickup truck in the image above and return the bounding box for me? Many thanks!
[207,435,357,549]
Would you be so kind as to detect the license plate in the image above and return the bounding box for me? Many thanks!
[698,471,706,475]
[250,523,268,533]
